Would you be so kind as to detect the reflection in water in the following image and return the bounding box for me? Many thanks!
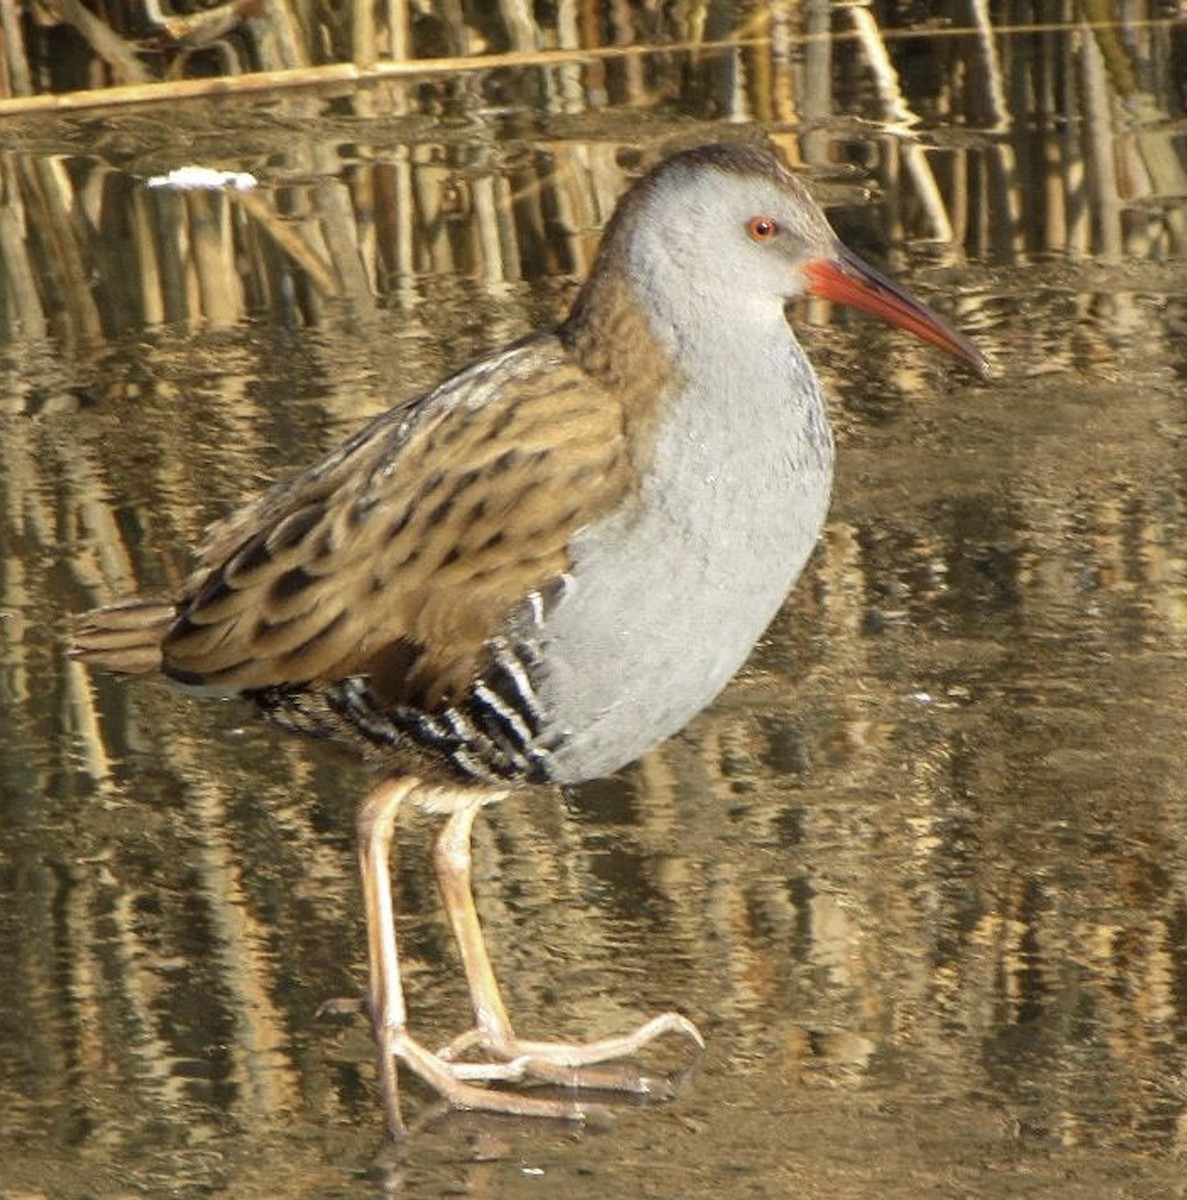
[2,7,1187,1198]
[3,10,1185,346]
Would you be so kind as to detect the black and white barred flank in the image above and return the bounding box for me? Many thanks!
[254,633,556,786]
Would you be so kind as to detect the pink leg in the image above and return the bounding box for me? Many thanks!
[432,796,703,1093]
[356,778,615,1135]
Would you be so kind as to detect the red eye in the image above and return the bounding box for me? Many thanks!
[748,216,778,241]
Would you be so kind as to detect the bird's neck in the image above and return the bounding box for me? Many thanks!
[563,229,809,409]
[559,260,676,439]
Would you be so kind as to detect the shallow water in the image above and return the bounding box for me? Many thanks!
[3,8,1187,1198]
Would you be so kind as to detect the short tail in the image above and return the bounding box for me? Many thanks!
[70,598,176,676]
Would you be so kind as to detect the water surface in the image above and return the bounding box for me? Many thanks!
[2,8,1187,1198]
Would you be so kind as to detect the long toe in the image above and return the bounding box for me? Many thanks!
[434,1008,700,1075]
[379,1026,615,1123]
[317,995,367,1017]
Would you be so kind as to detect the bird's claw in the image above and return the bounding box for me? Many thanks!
[317,995,367,1018]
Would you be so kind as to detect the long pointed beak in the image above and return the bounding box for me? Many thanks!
[804,245,989,378]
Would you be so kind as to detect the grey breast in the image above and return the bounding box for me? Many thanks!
[529,339,835,785]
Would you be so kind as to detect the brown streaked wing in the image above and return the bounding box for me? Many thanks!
[160,335,639,708]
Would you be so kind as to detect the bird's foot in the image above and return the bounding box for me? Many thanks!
[376,1023,616,1125]
[437,1011,704,1097]
[321,996,701,1122]
[317,995,365,1017]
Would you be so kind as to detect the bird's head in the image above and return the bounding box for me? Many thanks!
[579,144,988,379]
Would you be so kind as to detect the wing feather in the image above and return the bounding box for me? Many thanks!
[159,334,639,707]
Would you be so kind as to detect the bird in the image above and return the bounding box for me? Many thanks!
[71,142,988,1138]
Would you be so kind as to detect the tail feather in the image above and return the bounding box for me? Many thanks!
[70,598,176,676]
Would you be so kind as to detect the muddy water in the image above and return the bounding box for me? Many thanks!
[2,12,1187,1199]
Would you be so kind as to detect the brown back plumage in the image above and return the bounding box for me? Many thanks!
[72,314,673,712]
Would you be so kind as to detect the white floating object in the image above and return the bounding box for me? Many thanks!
[146,166,258,191]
